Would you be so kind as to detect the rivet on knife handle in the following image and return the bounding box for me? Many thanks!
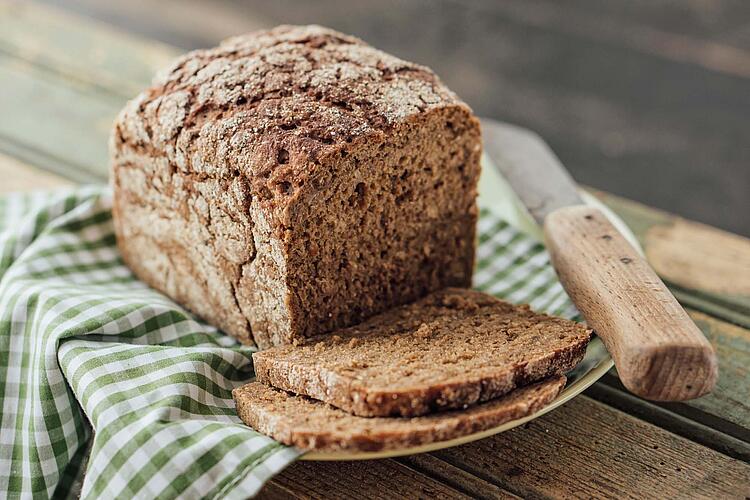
[543,205,718,401]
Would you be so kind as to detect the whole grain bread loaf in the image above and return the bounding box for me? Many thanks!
[253,288,590,417]
[111,25,482,348]
[232,376,566,452]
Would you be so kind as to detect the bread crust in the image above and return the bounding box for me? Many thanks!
[111,25,482,347]
[253,288,591,417]
[232,376,566,452]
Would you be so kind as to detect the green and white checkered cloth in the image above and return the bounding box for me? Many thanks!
[0,186,577,499]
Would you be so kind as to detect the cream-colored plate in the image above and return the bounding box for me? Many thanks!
[300,154,635,461]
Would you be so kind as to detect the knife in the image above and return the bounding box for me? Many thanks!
[482,119,718,401]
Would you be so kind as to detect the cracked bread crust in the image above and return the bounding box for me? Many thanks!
[253,288,591,416]
[232,376,566,452]
[113,25,466,195]
[111,25,482,347]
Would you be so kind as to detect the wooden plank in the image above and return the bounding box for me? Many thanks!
[686,310,750,431]
[0,53,122,180]
[0,152,70,191]
[594,190,750,328]
[0,0,177,98]
[589,376,750,463]
[0,2,176,182]
[258,460,476,499]
[255,481,299,500]
[428,396,750,499]
[592,307,750,458]
[398,454,519,499]
[588,193,750,452]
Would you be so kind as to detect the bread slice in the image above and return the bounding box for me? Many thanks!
[253,288,590,417]
[233,376,566,452]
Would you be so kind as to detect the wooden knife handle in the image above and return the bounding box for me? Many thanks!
[543,205,718,401]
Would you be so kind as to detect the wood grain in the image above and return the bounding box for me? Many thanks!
[687,310,750,431]
[0,1,178,182]
[647,220,750,296]
[594,308,750,453]
[430,396,750,499]
[258,460,474,499]
[0,152,70,192]
[595,190,750,327]
[0,1,177,97]
[0,54,120,181]
[544,205,717,401]
[398,454,519,499]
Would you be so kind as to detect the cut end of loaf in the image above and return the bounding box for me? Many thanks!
[279,108,481,347]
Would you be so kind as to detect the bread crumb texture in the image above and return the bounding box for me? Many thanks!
[111,25,482,348]
[232,376,566,451]
[253,288,591,416]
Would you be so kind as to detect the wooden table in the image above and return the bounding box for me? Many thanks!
[2,3,749,498]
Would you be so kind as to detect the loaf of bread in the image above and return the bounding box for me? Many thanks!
[232,376,566,452]
[253,288,590,417]
[111,25,482,348]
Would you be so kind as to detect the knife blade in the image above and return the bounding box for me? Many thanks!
[483,121,582,225]
[482,119,718,401]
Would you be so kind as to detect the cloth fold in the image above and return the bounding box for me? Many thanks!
[0,186,575,499]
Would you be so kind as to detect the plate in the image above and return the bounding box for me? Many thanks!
[300,153,636,461]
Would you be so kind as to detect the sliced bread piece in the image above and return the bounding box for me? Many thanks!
[233,376,566,452]
[253,288,590,417]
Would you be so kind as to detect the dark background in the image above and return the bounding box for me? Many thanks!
[46,0,750,235]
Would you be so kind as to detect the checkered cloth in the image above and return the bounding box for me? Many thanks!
[0,186,576,499]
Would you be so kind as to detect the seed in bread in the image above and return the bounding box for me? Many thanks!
[110,25,482,348]
[232,376,566,452]
[253,288,591,417]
